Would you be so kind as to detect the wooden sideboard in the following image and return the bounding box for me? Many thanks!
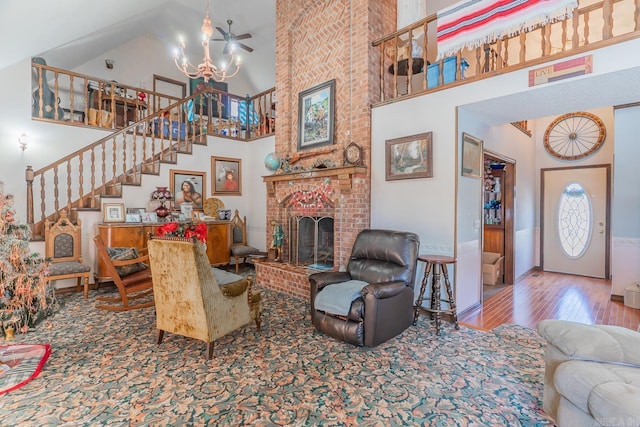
[95,221,231,281]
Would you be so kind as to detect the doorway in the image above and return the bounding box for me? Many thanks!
[541,165,611,278]
[482,150,515,299]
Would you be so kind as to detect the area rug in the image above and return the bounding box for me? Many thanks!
[0,287,554,426]
[0,343,51,395]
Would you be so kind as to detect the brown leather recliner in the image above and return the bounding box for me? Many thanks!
[309,229,420,347]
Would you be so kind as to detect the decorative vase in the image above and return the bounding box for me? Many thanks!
[151,186,172,200]
[151,187,173,221]
[156,203,170,219]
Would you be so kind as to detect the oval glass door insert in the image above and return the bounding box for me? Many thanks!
[557,183,592,258]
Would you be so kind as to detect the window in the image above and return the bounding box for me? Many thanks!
[557,183,592,258]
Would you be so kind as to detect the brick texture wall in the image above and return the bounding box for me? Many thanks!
[261,0,396,297]
[270,0,395,263]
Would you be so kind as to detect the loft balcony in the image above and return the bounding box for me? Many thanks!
[30,62,275,141]
[372,0,640,105]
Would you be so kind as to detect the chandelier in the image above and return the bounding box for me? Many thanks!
[173,2,241,83]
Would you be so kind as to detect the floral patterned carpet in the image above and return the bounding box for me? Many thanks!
[0,285,554,426]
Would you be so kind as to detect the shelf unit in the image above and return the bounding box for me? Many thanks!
[484,164,504,226]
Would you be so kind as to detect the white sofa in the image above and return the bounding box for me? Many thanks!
[537,319,640,426]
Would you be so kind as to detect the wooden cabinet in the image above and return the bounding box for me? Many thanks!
[204,222,230,266]
[96,222,231,280]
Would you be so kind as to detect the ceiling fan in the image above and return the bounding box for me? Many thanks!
[212,19,254,54]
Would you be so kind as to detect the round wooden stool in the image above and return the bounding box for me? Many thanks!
[413,254,460,335]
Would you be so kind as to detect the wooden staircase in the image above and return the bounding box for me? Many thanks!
[27,91,214,240]
[27,60,277,240]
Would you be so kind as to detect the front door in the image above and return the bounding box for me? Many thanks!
[541,165,610,278]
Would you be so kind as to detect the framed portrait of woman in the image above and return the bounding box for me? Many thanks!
[211,156,242,196]
[170,169,206,211]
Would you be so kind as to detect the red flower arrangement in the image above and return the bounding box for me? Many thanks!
[155,222,207,243]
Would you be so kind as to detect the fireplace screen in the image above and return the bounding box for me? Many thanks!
[289,216,334,270]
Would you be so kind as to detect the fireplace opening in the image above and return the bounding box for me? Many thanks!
[288,216,334,270]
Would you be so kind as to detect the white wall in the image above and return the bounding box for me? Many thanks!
[611,105,640,296]
[372,38,640,313]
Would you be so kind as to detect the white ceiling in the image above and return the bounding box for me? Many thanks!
[0,0,275,91]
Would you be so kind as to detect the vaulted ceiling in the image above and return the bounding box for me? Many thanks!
[0,0,275,92]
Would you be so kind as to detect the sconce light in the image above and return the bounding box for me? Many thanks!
[105,59,114,69]
[18,133,28,151]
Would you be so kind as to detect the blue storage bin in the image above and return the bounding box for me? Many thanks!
[153,119,188,140]
[429,57,470,87]
[443,57,458,84]
[427,63,440,88]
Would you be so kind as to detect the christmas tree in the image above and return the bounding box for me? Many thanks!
[0,183,56,337]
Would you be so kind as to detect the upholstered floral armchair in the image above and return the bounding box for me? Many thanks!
[147,235,261,359]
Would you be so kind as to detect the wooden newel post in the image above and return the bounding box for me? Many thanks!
[25,166,34,228]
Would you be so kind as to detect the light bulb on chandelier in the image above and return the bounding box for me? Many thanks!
[173,1,241,83]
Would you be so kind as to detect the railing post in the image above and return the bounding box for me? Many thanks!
[25,166,34,230]
[245,95,252,139]
[602,0,613,39]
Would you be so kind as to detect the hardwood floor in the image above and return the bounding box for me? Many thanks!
[459,269,640,331]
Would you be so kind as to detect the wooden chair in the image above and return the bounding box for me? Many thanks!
[229,209,265,273]
[44,209,91,298]
[147,235,261,359]
[93,235,154,311]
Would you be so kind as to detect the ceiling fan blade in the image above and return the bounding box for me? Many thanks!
[237,42,254,53]
[211,38,226,41]
[215,26,228,37]
[234,33,252,40]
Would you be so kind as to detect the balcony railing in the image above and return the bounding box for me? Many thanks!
[373,0,640,105]
[30,61,275,140]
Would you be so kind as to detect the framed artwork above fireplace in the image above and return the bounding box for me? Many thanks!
[297,79,335,151]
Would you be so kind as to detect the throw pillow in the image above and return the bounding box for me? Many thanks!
[106,247,148,277]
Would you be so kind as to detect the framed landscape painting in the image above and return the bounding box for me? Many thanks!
[461,132,483,178]
[297,79,335,150]
[385,132,433,181]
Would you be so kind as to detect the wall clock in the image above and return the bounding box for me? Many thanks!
[344,142,364,166]
[543,111,606,160]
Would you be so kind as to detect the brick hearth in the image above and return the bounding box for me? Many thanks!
[254,261,310,301]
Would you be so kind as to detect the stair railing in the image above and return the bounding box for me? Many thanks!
[25,87,244,239]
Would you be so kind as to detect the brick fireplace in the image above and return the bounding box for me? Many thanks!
[256,167,367,300]
[256,0,395,299]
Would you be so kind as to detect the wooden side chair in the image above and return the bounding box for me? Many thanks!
[44,209,91,298]
[229,209,265,273]
[147,235,261,359]
[93,235,154,311]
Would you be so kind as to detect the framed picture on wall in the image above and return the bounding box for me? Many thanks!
[211,156,242,196]
[297,79,335,150]
[461,132,483,178]
[189,78,228,118]
[170,169,206,211]
[385,132,433,181]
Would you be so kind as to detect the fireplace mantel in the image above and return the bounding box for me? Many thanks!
[263,166,367,196]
